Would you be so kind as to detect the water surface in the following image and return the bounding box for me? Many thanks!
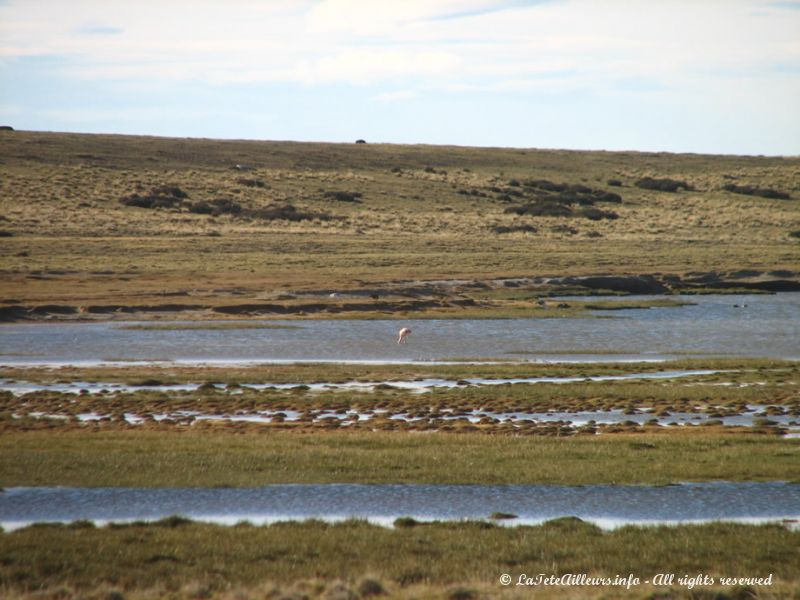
[1,483,797,531]
[1,294,798,364]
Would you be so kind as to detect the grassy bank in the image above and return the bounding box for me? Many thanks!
[0,520,796,599]
[1,431,798,487]
[2,357,797,385]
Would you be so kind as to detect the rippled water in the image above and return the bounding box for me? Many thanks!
[1,483,798,530]
[1,294,798,364]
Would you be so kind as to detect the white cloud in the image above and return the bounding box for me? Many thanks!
[307,0,533,34]
[1,0,798,90]
[370,90,417,102]
[296,49,460,84]
[0,0,798,153]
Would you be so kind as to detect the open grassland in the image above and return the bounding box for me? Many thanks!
[1,130,799,319]
[1,431,797,486]
[0,520,797,600]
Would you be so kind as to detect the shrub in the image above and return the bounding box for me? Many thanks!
[458,188,488,198]
[505,201,572,217]
[607,179,623,187]
[248,204,333,222]
[186,198,243,217]
[323,190,363,203]
[356,578,387,597]
[722,184,790,200]
[635,177,692,192]
[592,191,622,203]
[789,230,800,239]
[236,177,267,188]
[121,194,180,209]
[150,185,187,199]
[552,224,578,234]
[154,515,193,528]
[491,224,537,234]
[581,207,619,220]
[393,517,420,528]
[523,179,568,192]
[120,185,189,209]
[208,198,242,215]
[519,179,623,205]
[187,201,214,215]
[448,588,478,600]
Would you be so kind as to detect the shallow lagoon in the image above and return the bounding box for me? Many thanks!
[1,482,798,531]
[1,293,799,365]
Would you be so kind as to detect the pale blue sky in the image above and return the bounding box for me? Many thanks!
[1,0,798,155]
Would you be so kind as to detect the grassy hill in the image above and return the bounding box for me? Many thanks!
[1,130,798,319]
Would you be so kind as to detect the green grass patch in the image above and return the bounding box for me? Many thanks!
[0,520,796,597]
[0,431,797,487]
[2,357,796,385]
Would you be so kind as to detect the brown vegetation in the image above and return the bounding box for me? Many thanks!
[0,131,798,319]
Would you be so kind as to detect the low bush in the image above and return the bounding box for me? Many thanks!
[248,204,334,222]
[523,179,568,192]
[491,224,537,234]
[581,207,619,220]
[323,191,363,203]
[121,185,333,223]
[505,201,572,217]
[635,177,693,192]
[552,224,578,234]
[151,185,187,199]
[120,185,189,209]
[121,194,181,209]
[521,179,622,205]
[722,184,791,200]
[236,177,267,188]
[505,190,621,220]
[592,191,622,203]
[187,198,242,216]
[457,188,488,198]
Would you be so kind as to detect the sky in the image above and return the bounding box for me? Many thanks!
[0,0,799,155]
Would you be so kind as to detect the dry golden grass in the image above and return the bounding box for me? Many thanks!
[1,131,799,314]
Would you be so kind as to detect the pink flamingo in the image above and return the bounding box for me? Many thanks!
[397,327,411,344]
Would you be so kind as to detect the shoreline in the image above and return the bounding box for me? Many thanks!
[1,274,797,323]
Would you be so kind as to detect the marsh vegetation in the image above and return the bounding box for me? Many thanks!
[0,519,797,599]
